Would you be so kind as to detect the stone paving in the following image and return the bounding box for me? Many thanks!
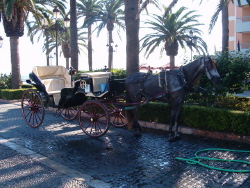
[0,101,250,187]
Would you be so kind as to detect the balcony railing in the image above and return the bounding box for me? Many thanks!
[236,16,250,23]
[238,43,250,49]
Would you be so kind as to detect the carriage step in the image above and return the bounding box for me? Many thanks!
[124,106,137,110]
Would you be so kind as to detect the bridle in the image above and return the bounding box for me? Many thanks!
[203,57,219,80]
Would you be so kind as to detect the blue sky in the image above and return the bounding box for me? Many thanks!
[0,0,221,76]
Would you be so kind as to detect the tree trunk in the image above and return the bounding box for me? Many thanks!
[70,0,78,71]
[124,0,140,76]
[88,26,93,71]
[169,55,175,70]
[222,3,229,54]
[124,0,140,130]
[10,36,21,89]
[46,34,49,66]
[108,30,113,70]
[66,57,70,69]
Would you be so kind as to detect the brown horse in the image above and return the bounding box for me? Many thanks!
[125,56,221,141]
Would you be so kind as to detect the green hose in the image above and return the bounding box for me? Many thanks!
[176,148,250,173]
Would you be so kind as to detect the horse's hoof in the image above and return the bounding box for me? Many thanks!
[134,131,142,137]
[167,136,181,142]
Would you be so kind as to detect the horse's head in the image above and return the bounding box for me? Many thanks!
[203,57,221,85]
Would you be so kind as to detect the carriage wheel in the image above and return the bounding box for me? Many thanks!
[108,104,128,127]
[78,100,110,137]
[61,106,79,121]
[21,89,45,128]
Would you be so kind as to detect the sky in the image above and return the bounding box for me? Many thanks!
[0,0,222,76]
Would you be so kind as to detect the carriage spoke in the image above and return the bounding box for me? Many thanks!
[21,90,45,128]
[61,106,79,121]
[106,103,127,127]
[78,100,110,137]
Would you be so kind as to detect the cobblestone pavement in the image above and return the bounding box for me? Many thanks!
[0,101,250,188]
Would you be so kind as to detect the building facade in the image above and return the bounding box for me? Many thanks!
[228,0,250,52]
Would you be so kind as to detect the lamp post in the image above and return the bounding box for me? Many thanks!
[42,7,70,66]
[0,36,3,48]
[185,30,197,61]
[106,41,118,69]
[49,55,54,66]
[53,6,60,66]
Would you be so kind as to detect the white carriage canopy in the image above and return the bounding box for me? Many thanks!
[32,66,71,105]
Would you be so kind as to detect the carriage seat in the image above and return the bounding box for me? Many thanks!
[32,66,71,105]
[79,72,112,93]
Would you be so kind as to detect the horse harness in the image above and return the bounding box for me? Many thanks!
[134,57,211,100]
[134,67,188,100]
[158,67,188,92]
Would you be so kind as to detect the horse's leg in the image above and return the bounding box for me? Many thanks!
[168,98,184,142]
[126,92,142,136]
[131,107,142,136]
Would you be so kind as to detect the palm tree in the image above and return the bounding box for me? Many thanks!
[97,0,125,70]
[167,0,250,54]
[70,0,78,71]
[208,0,249,54]
[0,0,66,89]
[43,29,87,69]
[141,6,206,70]
[0,0,35,89]
[77,0,102,71]
[123,0,140,76]
[124,0,162,76]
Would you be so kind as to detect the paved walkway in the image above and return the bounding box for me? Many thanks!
[0,101,250,187]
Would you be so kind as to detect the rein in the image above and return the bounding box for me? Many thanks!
[113,91,171,109]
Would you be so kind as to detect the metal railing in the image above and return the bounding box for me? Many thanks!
[241,43,250,49]
[236,16,250,23]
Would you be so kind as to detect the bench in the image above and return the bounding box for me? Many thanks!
[32,66,71,105]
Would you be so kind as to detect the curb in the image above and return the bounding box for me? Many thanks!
[139,120,250,144]
[0,99,22,103]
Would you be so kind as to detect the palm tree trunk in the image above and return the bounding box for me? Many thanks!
[222,3,229,54]
[88,26,93,71]
[66,57,70,69]
[124,0,140,130]
[46,34,49,66]
[70,0,78,71]
[10,36,21,89]
[124,0,140,76]
[170,55,175,70]
[108,30,113,70]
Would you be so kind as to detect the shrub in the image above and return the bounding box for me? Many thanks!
[0,89,28,100]
[137,102,250,135]
[192,51,250,106]
[0,74,11,89]
[21,84,34,89]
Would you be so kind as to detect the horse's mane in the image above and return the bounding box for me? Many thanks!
[193,73,201,87]
[182,57,206,89]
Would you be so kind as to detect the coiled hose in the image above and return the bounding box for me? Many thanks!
[176,148,250,173]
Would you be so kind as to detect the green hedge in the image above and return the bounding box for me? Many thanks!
[0,89,28,100]
[137,102,250,135]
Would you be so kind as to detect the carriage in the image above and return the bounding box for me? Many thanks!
[21,57,220,141]
[21,66,127,137]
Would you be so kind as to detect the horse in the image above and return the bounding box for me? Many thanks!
[125,56,221,142]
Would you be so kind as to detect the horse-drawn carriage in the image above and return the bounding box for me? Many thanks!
[21,66,127,137]
[21,57,221,141]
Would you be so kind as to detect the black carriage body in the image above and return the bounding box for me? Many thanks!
[59,88,87,108]
[78,72,125,98]
[108,78,125,97]
[22,67,128,137]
